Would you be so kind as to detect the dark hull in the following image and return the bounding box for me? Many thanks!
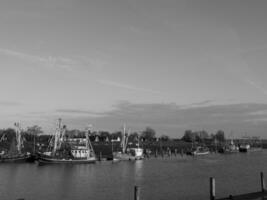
[0,154,32,163]
[38,156,96,164]
[239,147,262,153]
[239,148,248,152]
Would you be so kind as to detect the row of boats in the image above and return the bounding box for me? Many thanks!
[0,119,262,163]
[0,119,144,164]
[186,140,262,156]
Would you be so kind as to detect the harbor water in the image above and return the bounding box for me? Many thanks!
[0,150,267,200]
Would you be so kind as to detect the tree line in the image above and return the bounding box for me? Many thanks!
[0,125,225,143]
[182,129,225,143]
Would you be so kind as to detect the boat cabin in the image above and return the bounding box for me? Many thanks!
[71,147,91,158]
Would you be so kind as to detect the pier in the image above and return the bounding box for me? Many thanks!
[210,172,267,200]
[132,172,267,200]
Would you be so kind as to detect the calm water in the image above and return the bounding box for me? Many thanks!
[0,151,267,200]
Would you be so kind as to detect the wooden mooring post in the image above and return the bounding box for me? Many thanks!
[134,186,140,200]
[98,152,102,161]
[210,177,215,200]
[261,171,266,192]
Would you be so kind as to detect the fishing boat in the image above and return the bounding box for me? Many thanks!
[113,125,144,161]
[239,144,250,152]
[219,140,239,154]
[38,119,96,164]
[239,144,262,153]
[0,122,32,163]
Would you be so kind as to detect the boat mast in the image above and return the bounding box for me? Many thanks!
[86,124,95,158]
[14,122,22,154]
[136,132,140,148]
[121,124,129,154]
[58,124,66,150]
[52,118,62,156]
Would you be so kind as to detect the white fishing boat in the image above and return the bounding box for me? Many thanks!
[113,125,144,161]
[219,140,239,154]
[38,119,96,164]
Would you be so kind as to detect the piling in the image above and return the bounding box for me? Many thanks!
[99,152,102,161]
[261,172,266,192]
[134,186,140,200]
[168,149,171,157]
[210,177,215,200]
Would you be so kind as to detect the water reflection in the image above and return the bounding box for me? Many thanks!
[134,160,144,180]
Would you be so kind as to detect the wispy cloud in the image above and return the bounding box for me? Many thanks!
[0,48,75,71]
[52,102,267,138]
[180,100,214,109]
[56,109,107,117]
[0,48,108,72]
[97,79,162,95]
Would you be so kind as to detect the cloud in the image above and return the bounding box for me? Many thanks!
[180,100,214,109]
[3,102,267,137]
[0,48,108,72]
[56,109,107,117]
[0,48,75,71]
[51,102,267,138]
[97,79,162,95]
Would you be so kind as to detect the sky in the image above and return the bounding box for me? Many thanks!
[1,0,267,138]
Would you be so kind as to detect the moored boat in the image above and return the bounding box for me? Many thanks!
[187,146,210,156]
[38,119,96,164]
[113,125,144,161]
[239,144,263,153]
[0,153,32,163]
[0,122,32,163]
[218,140,239,154]
[239,144,250,152]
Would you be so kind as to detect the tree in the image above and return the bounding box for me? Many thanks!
[196,130,209,142]
[141,127,156,141]
[182,130,195,142]
[215,130,225,142]
[26,125,43,136]
[160,135,170,141]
